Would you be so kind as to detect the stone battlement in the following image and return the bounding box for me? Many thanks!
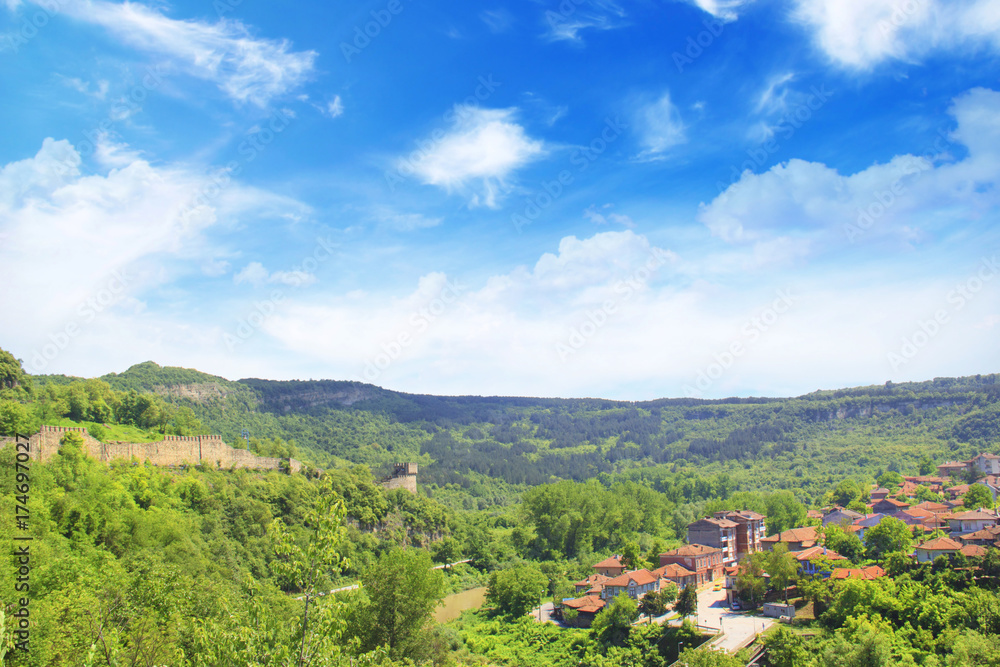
[380,462,418,493]
[5,426,303,474]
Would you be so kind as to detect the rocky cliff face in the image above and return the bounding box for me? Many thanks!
[261,385,376,411]
[154,383,228,403]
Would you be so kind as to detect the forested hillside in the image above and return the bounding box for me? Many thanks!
[1,348,1000,665]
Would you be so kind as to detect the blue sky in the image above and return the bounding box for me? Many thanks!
[1,0,999,400]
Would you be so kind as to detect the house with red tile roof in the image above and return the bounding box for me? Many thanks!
[912,501,951,514]
[560,595,606,625]
[600,569,661,601]
[871,497,910,514]
[957,525,1000,546]
[870,487,891,501]
[960,544,989,559]
[970,453,1000,476]
[791,546,847,576]
[948,510,1000,535]
[822,508,865,526]
[915,537,964,563]
[761,526,819,551]
[937,461,969,477]
[653,563,697,590]
[574,574,610,596]
[592,556,626,577]
[947,484,970,501]
[659,544,724,586]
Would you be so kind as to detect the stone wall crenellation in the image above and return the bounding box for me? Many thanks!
[4,426,302,474]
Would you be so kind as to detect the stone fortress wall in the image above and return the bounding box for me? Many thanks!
[1,425,303,473]
[380,462,418,493]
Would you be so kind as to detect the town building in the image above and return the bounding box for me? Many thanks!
[659,544,724,586]
[600,569,661,601]
[713,510,767,561]
[761,526,819,551]
[592,556,626,577]
[687,516,738,565]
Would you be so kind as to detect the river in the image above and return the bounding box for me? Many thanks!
[434,586,488,623]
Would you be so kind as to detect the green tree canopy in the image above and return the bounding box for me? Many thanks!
[964,483,994,511]
[864,517,913,560]
[485,563,547,618]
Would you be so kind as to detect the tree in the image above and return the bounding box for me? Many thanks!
[620,539,651,570]
[765,491,806,535]
[269,475,351,667]
[832,478,863,507]
[592,592,639,645]
[761,626,809,667]
[918,455,935,476]
[766,543,798,603]
[674,584,698,619]
[0,400,31,437]
[639,591,666,624]
[964,483,994,510]
[876,471,903,489]
[864,517,912,560]
[676,646,744,666]
[352,547,445,660]
[485,564,547,618]
[735,553,767,609]
[823,523,865,563]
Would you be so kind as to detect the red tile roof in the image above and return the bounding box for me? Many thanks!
[916,537,963,551]
[593,556,624,569]
[603,569,659,588]
[951,510,1000,521]
[791,546,846,562]
[563,595,606,614]
[654,563,696,578]
[960,545,988,558]
[762,527,819,544]
[661,544,723,557]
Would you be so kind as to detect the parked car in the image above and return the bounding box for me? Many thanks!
[730,600,741,610]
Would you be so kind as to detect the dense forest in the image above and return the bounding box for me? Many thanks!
[0,348,998,665]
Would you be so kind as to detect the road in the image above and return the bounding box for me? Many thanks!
[697,587,774,652]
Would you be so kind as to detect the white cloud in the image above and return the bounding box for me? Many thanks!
[55,0,316,106]
[61,76,110,99]
[684,0,755,21]
[791,0,1000,69]
[634,92,686,158]
[699,87,1000,261]
[0,137,313,375]
[326,95,344,118]
[403,106,546,208]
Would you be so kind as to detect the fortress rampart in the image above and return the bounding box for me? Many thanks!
[2,426,303,473]
[379,462,417,493]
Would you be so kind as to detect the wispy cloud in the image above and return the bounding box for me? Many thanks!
[634,91,686,158]
[234,261,317,287]
[326,95,344,118]
[403,106,546,208]
[57,0,317,107]
[543,0,627,43]
[480,9,514,32]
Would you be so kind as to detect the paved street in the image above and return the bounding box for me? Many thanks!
[697,587,774,652]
